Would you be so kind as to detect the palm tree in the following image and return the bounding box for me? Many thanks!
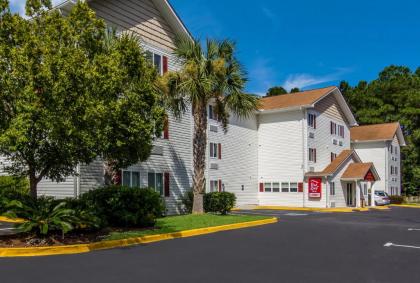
[159,37,259,214]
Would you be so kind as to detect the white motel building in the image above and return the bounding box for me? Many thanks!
[1,0,406,213]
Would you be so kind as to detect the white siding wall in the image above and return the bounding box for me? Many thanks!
[206,114,259,206]
[308,94,351,173]
[257,110,305,206]
[352,141,387,193]
[38,177,76,199]
[388,135,401,195]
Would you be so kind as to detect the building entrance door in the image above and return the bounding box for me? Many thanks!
[346,183,355,207]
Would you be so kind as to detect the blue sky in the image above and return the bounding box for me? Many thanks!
[10,0,420,95]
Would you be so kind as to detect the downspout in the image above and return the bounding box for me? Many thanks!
[75,164,80,198]
[301,107,306,207]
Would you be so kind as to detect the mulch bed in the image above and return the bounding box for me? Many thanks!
[0,227,157,248]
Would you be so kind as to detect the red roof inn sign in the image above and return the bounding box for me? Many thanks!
[308,177,322,198]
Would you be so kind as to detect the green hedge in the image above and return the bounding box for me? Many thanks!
[0,187,32,214]
[182,191,236,215]
[0,176,29,194]
[74,186,165,228]
[388,195,404,204]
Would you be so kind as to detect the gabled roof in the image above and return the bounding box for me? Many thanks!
[350,122,406,146]
[258,86,358,126]
[341,162,380,181]
[305,149,361,177]
[54,0,192,39]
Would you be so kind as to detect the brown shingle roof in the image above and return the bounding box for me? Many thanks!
[305,150,355,177]
[259,86,336,111]
[341,162,375,180]
[350,122,399,142]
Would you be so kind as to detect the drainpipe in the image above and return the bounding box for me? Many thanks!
[301,107,306,207]
[75,164,80,198]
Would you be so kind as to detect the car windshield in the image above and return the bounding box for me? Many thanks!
[375,191,386,197]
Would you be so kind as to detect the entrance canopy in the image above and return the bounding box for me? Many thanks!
[341,162,380,182]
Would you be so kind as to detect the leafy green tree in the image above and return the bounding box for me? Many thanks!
[266,86,287,96]
[158,37,259,213]
[290,87,300,93]
[340,65,420,195]
[0,0,163,198]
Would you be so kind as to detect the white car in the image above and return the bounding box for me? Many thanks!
[374,191,390,206]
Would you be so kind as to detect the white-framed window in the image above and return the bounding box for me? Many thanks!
[290,182,298,193]
[330,181,335,196]
[209,142,218,159]
[389,145,393,154]
[122,170,140,188]
[395,166,398,175]
[272,182,280,192]
[395,146,398,155]
[145,51,167,75]
[331,152,337,162]
[330,122,344,138]
[309,148,317,163]
[208,104,219,121]
[148,172,164,195]
[210,180,219,192]
[281,182,289,192]
[307,113,316,129]
[264,182,272,192]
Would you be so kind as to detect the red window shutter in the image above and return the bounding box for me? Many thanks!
[330,122,333,135]
[164,172,170,197]
[218,143,222,159]
[314,149,317,163]
[259,183,264,192]
[218,179,222,192]
[314,115,316,129]
[298,182,303,192]
[115,170,122,185]
[163,56,168,74]
[163,118,169,139]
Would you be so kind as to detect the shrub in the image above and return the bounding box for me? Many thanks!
[181,190,194,213]
[204,192,236,215]
[0,176,29,194]
[389,195,404,204]
[3,197,89,237]
[77,186,165,228]
[0,187,32,214]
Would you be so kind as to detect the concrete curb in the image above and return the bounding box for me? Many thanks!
[389,204,420,209]
[243,206,390,213]
[0,217,278,258]
[0,216,25,223]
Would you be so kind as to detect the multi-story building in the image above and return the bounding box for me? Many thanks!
[0,0,405,212]
[350,123,406,195]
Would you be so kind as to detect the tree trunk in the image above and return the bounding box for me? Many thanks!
[192,102,208,214]
[29,170,38,199]
[104,159,121,186]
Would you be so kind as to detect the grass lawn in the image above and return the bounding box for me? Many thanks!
[106,214,271,241]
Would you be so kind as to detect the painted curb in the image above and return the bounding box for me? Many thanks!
[0,216,25,223]
[370,206,390,210]
[389,204,420,209]
[0,217,277,257]
[254,206,355,213]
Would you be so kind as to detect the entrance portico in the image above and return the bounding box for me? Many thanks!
[341,163,380,208]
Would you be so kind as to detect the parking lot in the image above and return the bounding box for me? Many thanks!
[0,207,419,283]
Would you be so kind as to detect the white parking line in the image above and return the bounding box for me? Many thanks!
[0,227,15,231]
[285,213,309,216]
[384,242,420,249]
[408,228,420,231]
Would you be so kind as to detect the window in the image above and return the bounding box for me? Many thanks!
[210,180,219,192]
[394,146,398,155]
[390,166,394,175]
[264,182,272,192]
[330,121,336,135]
[122,170,140,188]
[395,167,398,175]
[272,182,280,192]
[330,182,335,196]
[331,152,337,162]
[338,125,345,138]
[330,122,344,138]
[290,182,298,193]
[281,182,289,192]
[309,148,317,162]
[308,113,316,128]
[390,145,393,154]
[148,172,163,195]
[210,142,218,158]
[208,105,214,120]
[145,51,167,75]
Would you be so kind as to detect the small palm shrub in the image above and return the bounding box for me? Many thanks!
[0,187,32,214]
[204,192,236,215]
[77,186,165,228]
[3,197,94,237]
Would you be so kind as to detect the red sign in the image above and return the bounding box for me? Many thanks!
[308,178,322,198]
[364,170,375,182]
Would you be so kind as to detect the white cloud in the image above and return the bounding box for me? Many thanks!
[282,68,353,91]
